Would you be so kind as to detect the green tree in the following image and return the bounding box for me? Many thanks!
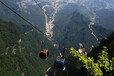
[70,47,114,76]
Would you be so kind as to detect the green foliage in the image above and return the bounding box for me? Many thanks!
[70,47,114,76]
[0,36,6,53]
[97,46,113,72]
[0,20,59,76]
[0,19,21,76]
[0,20,20,46]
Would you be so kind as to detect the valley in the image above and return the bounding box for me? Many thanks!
[88,22,99,42]
[88,12,99,43]
[0,0,113,76]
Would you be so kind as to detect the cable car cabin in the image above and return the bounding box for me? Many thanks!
[39,49,49,59]
[54,56,66,71]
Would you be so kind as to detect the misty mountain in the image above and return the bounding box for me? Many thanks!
[72,0,114,30]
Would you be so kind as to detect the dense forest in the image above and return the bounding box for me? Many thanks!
[0,19,59,76]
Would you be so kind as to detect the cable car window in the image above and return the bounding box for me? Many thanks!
[39,53,46,59]
[54,61,63,70]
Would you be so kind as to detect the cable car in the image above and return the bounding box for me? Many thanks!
[39,49,49,59]
[54,56,66,71]
[39,41,49,59]
[54,47,67,71]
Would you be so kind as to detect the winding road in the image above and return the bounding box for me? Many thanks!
[89,11,100,43]
[42,3,59,38]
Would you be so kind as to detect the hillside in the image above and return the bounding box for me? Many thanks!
[0,1,60,76]
[0,0,45,31]
[68,31,114,76]
[53,3,111,50]
[87,31,114,76]
[88,31,114,60]
[0,19,59,76]
[0,19,22,76]
[46,31,114,76]
[96,9,114,30]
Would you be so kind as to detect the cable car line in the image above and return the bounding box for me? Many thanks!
[0,1,90,74]
[0,1,83,75]
[0,1,61,61]
[0,0,44,35]
[0,0,51,60]
[0,0,68,72]
[33,0,68,71]
[33,0,50,18]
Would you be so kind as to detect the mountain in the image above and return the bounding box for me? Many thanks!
[87,31,114,76]
[0,0,45,31]
[88,31,114,59]
[0,0,114,76]
[74,0,114,30]
[0,0,112,50]
[51,0,114,30]
[0,19,59,76]
[96,9,114,30]
[53,3,111,50]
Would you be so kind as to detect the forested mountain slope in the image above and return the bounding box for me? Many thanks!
[0,0,45,31]
[53,3,111,50]
[0,19,59,76]
[88,31,114,59]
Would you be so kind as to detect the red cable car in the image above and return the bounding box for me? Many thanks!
[39,41,49,59]
[39,49,49,59]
